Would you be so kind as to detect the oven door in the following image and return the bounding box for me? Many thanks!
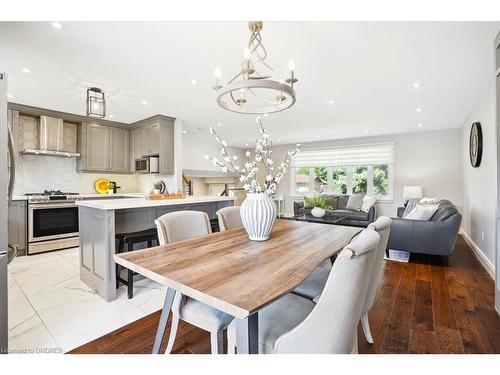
[28,204,79,242]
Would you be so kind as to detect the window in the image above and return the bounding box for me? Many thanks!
[290,143,394,200]
[294,167,310,194]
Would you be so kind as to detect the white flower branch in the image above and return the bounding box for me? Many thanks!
[206,117,301,194]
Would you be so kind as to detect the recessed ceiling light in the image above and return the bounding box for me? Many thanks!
[316,135,320,139]
[418,123,423,128]
[182,130,187,134]
[328,100,334,105]
[245,143,249,147]
[7,94,14,98]
[277,139,281,143]
[217,123,222,127]
[263,113,268,117]
[141,100,148,105]
[416,108,422,112]
[21,67,31,74]
[51,21,63,29]
[364,130,369,134]
[108,114,114,119]
[413,82,421,88]
[191,79,197,85]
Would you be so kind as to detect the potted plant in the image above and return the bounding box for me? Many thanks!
[304,195,332,218]
[206,117,301,241]
[153,181,162,195]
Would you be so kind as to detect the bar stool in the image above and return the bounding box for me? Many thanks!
[115,228,159,299]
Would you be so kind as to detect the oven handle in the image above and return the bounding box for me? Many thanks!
[29,203,77,209]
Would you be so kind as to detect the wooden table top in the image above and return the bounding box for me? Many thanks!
[114,219,361,319]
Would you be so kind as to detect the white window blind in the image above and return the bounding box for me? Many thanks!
[290,142,395,167]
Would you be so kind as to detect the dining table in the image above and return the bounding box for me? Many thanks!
[113,219,362,354]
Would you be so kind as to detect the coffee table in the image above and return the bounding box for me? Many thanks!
[283,213,349,225]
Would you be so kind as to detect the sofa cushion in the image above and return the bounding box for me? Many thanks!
[430,200,459,221]
[336,195,349,209]
[406,204,438,221]
[345,193,365,210]
[332,209,369,221]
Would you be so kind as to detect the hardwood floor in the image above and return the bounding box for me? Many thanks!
[70,235,500,354]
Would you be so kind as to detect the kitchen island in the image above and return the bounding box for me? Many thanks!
[77,195,235,301]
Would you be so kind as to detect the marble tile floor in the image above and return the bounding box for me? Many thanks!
[7,247,166,353]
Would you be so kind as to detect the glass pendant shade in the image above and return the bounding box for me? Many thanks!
[86,87,106,118]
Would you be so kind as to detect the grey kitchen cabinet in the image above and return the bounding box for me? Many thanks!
[85,123,109,171]
[8,200,27,254]
[129,115,175,174]
[109,127,129,173]
[77,122,130,173]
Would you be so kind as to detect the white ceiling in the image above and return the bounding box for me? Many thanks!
[0,21,499,146]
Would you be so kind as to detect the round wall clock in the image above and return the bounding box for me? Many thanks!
[469,122,483,168]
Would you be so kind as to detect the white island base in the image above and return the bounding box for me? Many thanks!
[77,196,235,301]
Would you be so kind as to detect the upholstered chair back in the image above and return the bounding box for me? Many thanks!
[155,211,211,245]
[216,206,243,231]
[273,229,380,354]
[363,216,392,314]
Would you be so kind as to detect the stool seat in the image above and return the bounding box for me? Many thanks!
[115,227,158,299]
[116,227,158,242]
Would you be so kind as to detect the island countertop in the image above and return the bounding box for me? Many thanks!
[76,195,235,210]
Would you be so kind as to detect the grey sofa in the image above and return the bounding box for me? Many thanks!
[293,194,376,228]
[387,199,462,256]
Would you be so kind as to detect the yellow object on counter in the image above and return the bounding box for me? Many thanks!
[94,178,110,194]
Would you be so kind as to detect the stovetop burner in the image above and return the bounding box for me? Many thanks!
[25,190,82,204]
[25,190,79,197]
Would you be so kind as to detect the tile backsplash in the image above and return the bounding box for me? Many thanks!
[13,154,175,195]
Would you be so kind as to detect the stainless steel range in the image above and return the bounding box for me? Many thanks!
[26,190,82,254]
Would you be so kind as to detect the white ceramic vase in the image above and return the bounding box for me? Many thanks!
[311,207,326,218]
[240,192,277,241]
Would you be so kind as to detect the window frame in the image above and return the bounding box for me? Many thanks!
[290,164,394,202]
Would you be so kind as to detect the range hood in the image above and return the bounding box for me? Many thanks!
[21,115,80,157]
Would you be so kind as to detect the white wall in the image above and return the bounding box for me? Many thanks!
[270,128,463,218]
[461,82,497,272]
[182,131,244,172]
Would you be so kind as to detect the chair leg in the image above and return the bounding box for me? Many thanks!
[351,336,359,354]
[227,339,236,354]
[127,269,134,299]
[165,314,180,354]
[115,238,124,289]
[210,330,224,354]
[361,313,374,344]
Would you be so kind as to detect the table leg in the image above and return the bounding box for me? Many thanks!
[235,312,259,354]
[152,288,176,354]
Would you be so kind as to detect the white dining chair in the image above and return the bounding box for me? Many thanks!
[360,216,392,344]
[216,206,243,231]
[154,211,234,354]
[226,228,380,354]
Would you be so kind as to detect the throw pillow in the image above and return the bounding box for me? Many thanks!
[402,199,418,218]
[419,196,437,205]
[405,204,439,221]
[361,195,377,213]
[345,193,365,211]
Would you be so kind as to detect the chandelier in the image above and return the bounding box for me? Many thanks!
[213,21,298,115]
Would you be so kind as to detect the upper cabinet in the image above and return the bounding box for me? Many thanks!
[129,116,175,174]
[77,123,130,173]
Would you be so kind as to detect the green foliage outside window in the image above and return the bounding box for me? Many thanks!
[373,164,389,196]
[332,167,348,194]
[352,166,367,193]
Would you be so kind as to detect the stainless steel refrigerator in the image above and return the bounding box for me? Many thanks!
[0,72,10,353]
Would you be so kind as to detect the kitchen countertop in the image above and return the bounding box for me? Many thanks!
[76,195,235,210]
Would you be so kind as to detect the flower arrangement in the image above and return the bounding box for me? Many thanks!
[205,117,301,194]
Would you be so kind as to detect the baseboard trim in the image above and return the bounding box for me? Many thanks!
[459,228,495,280]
